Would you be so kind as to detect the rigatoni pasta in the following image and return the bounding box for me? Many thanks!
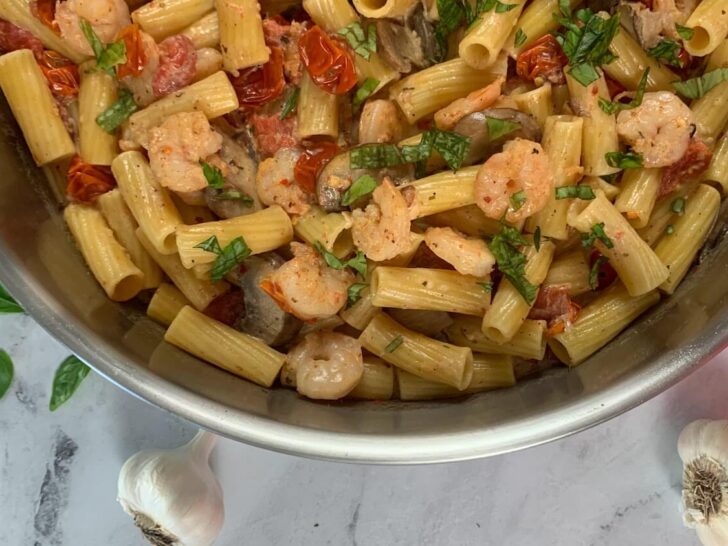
[216,0,269,72]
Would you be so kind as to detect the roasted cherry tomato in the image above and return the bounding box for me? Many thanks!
[294,140,339,193]
[298,25,357,95]
[30,0,58,33]
[37,50,80,97]
[116,24,147,79]
[516,35,568,85]
[588,250,617,291]
[660,139,712,197]
[67,156,116,203]
[204,289,245,326]
[0,20,44,58]
[229,45,285,108]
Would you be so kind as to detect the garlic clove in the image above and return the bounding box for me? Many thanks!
[118,430,225,546]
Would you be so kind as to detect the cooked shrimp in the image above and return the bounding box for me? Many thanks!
[351,178,411,261]
[424,227,495,277]
[434,76,504,131]
[358,100,407,144]
[120,31,159,107]
[286,331,364,400]
[616,91,695,168]
[474,138,553,223]
[260,242,353,321]
[256,148,313,216]
[147,111,223,193]
[56,0,131,57]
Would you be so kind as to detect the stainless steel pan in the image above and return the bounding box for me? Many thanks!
[2,100,727,463]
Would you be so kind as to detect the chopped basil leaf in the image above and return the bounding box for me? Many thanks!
[313,241,368,277]
[477,281,493,292]
[588,256,609,289]
[558,0,571,17]
[490,224,537,304]
[598,68,650,115]
[647,39,683,68]
[80,19,127,73]
[216,190,254,205]
[338,22,377,60]
[676,24,694,40]
[346,283,368,308]
[345,251,368,278]
[350,144,403,169]
[510,190,527,211]
[201,162,225,189]
[534,226,542,251]
[435,0,466,59]
[0,283,23,314]
[514,28,527,47]
[556,9,620,86]
[385,335,404,353]
[555,185,596,200]
[49,355,90,411]
[673,68,728,99]
[666,224,675,235]
[352,77,380,113]
[195,235,251,281]
[430,130,470,171]
[0,349,13,400]
[605,151,643,169]
[279,87,300,120]
[495,1,518,12]
[581,222,614,249]
[95,89,138,133]
[485,116,521,140]
[342,175,377,206]
[671,196,686,215]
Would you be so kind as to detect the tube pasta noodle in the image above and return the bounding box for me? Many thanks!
[339,286,381,330]
[181,11,220,48]
[614,169,661,229]
[566,71,620,177]
[396,353,515,400]
[390,57,507,123]
[543,250,591,296]
[637,183,699,246]
[293,207,353,258]
[370,267,490,316]
[654,184,721,294]
[691,84,728,144]
[0,50,75,165]
[353,0,417,18]
[148,283,192,326]
[568,192,669,296]
[176,206,293,268]
[703,132,728,193]
[217,0,270,72]
[353,54,400,90]
[78,64,118,166]
[427,206,502,237]
[171,194,218,225]
[458,0,527,70]
[360,313,474,390]
[510,84,553,130]
[683,0,728,56]
[165,306,286,387]
[64,204,144,302]
[404,166,480,218]
[377,232,424,266]
[482,241,556,343]
[137,229,230,310]
[132,0,215,40]
[112,151,184,255]
[525,115,584,239]
[348,357,395,400]
[303,0,357,29]
[548,283,660,366]
[603,28,679,91]
[446,317,547,360]
[504,0,582,56]
[297,72,339,139]
[97,189,163,290]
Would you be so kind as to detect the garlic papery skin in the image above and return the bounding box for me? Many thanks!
[679,420,728,546]
[117,430,224,546]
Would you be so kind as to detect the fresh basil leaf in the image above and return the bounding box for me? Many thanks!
[589,256,609,289]
[569,62,599,86]
[385,335,404,353]
[581,222,614,249]
[346,283,368,308]
[673,68,728,99]
[558,0,571,17]
[477,281,493,292]
[342,175,377,206]
[605,151,643,169]
[354,129,469,171]
[80,19,127,73]
[490,224,537,304]
[201,162,225,189]
[533,226,541,251]
[514,28,527,47]
[671,197,686,215]
[195,235,222,255]
[314,242,367,277]
[435,0,467,55]
[350,144,404,169]
[676,24,694,40]
[216,190,254,205]
[486,116,520,140]
[598,68,650,115]
[345,251,368,278]
[49,355,90,411]
[95,89,138,133]
[555,185,596,200]
[338,22,377,60]
[352,77,380,113]
[0,284,23,314]
[279,87,300,120]
[647,39,683,68]
[431,130,470,171]
[510,190,527,211]
[495,1,517,12]
[211,237,251,282]
[0,349,13,400]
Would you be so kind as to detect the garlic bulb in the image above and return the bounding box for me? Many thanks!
[118,430,225,546]
[679,420,728,546]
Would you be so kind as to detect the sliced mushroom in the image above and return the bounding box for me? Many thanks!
[405,3,439,68]
[619,2,675,50]
[376,19,427,74]
[316,151,415,212]
[226,254,302,346]
[204,133,262,219]
[453,108,542,166]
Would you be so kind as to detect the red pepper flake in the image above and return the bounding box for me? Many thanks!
[66,156,116,203]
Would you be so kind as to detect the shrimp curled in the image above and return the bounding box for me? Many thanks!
[286,331,364,400]
[424,227,495,278]
[56,0,131,57]
[256,148,313,216]
[474,138,553,223]
[434,76,504,131]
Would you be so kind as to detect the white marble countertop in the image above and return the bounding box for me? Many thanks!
[1,314,721,546]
